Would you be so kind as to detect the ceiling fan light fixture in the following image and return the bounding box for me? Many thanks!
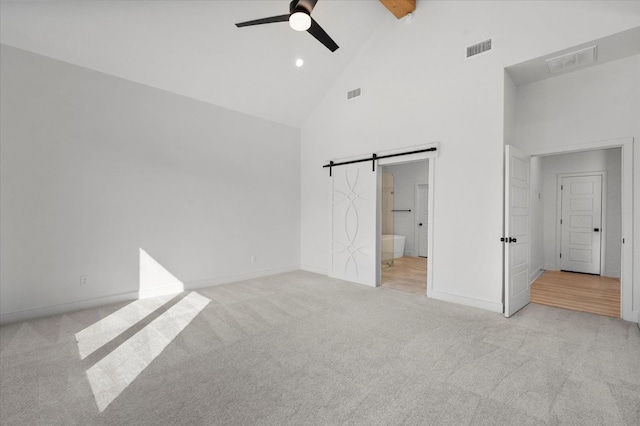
[289,12,311,31]
[235,0,339,52]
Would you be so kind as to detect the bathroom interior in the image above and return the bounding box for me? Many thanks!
[380,161,428,295]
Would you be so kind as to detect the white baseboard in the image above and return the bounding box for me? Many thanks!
[430,290,503,313]
[530,267,544,284]
[138,283,184,299]
[299,264,328,275]
[0,290,140,325]
[603,268,621,279]
[0,265,301,325]
[185,265,300,291]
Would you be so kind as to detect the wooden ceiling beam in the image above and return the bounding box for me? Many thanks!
[378,0,416,19]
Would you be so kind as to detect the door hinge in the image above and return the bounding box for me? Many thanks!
[561,185,563,190]
[560,219,562,225]
[560,253,562,258]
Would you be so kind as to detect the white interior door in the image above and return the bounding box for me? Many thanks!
[330,162,377,286]
[560,175,602,275]
[416,184,428,257]
[504,145,531,317]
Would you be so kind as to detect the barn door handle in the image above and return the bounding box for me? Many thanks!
[594,228,600,232]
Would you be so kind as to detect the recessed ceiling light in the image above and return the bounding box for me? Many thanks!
[296,58,304,67]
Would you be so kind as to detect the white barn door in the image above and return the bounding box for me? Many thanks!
[330,162,377,286]
[504,145,531,317]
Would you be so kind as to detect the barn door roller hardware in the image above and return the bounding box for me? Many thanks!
[323,147,437,177]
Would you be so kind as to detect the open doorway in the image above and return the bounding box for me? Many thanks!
[379,161,428,295]
[504,140,632,321]
[502,28,637,322]
[529,148,622,317]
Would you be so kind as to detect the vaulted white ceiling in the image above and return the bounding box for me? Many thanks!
[0,1,392,128]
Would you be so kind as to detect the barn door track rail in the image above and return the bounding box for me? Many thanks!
[322,147,437,176]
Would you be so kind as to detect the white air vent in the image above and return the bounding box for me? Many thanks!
[466,39,492,58]
[546,46,597,74]
[347,88,362,100]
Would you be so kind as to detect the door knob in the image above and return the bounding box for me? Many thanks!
[418,223,423,226]
[594,228,600,232]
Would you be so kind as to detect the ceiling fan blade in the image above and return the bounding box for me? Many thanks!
[295,0,318,14]
[307,18,339,52]
[235,14,290,28]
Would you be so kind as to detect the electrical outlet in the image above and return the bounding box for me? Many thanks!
[80,275,88,286]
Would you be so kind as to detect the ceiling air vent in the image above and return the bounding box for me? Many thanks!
[546,46,597,74]
[466,39,492,58]
[347,88,362,100]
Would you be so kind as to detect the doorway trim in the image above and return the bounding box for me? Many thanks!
[377,144,437,298]
[556,171,607,276]
[414,183,429,258]
[529,137,634,322]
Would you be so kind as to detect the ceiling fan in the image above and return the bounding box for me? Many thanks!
[235,0,339,52]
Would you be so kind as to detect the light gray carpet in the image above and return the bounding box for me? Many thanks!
[1,271,639,425]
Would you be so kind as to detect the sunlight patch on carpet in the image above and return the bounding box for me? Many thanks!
[75,295,175,360]
[83,292,210,411]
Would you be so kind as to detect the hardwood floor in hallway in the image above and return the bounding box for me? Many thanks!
[381,256,427,295]
[530,270,620,317]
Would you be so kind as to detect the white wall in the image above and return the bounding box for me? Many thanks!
[300,1,639,312]
[538,150,622,277]
[504,71,517,146]
[381,162,428,256]
[515,55,640,152]
[515,53,639,315]
[0,45,301,322]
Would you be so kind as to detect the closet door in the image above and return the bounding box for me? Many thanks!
[329,162,377,286]
[560,175,602,275]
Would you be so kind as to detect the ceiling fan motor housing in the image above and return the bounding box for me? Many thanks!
[290,0,313,15]
[289,0,311,15]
